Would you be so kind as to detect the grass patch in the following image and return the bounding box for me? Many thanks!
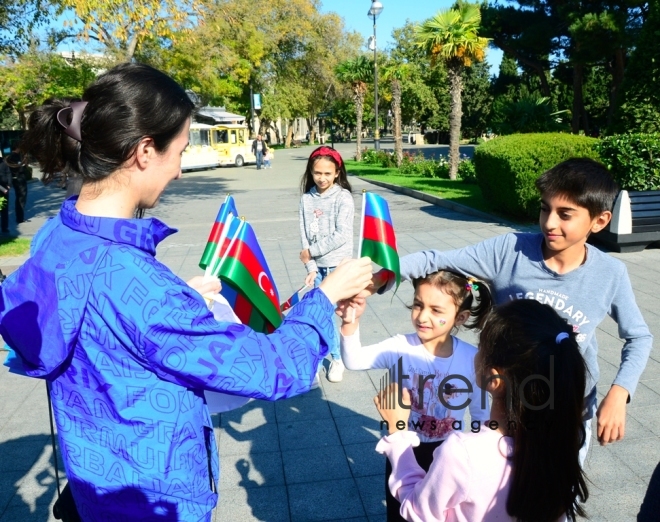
[345,160,492,215]
[0,236,31,257]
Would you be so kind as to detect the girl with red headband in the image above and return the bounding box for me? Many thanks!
[299,146,354,385]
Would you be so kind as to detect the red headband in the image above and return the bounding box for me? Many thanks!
[310,146,343,167]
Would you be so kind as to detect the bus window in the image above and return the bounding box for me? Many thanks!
[200,130,210,146]
[238,130,245,144]
[230,130,237,144]
[214,129,228,144]
[190,129,202,146]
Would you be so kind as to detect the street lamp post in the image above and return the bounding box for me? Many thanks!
[368,0,383,151]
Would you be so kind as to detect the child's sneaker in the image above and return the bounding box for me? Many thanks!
[327,360,344,383]
[310,372,320,390]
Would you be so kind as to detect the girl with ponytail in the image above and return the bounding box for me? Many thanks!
[375,299,588,522]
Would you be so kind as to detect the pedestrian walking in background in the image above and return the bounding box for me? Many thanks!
[251,134,268,169]
[0,143,28,232]
[264,149,273,169]
[299,146,354,384]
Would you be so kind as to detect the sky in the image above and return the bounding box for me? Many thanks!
[320,0,504,75]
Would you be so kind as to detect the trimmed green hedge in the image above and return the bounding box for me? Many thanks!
[596,133,660,191]
[474,133,600,219]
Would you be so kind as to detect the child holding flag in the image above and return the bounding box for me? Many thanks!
[338,270,493,522]
[299,146,354,383]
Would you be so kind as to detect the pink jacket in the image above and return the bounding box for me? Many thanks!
[376,429,517,521]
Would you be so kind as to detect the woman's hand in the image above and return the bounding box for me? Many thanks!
[300,249,312,264]
[318,257,372,304]
[304,271,317,288]
[375,383,412,435]
[186,275,222,297]
[356,269,390,298]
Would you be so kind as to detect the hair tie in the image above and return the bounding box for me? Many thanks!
[56,101,88,142]
[555,332,570,344]
[465,277,479,292]
[310,146,343,167]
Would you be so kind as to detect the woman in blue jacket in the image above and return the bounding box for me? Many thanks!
[0,63,372,521]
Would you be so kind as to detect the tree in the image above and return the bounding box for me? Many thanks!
[336,56,373,161]
[390,21,449,133]
[55,0,202,60]
[381,62,411,166]
[416,2,489,179]
[0,50,98,128]
[461,59,492,139]
[611,0,660,133]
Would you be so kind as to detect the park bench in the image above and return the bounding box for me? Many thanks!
[291,139,302,148]
[591,190,660,252]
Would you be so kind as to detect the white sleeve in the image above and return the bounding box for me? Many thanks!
[340,326,404,371]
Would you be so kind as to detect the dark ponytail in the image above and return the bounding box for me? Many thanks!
[21,99,82,185]
[479,299,588,521]
[21,62,194,185]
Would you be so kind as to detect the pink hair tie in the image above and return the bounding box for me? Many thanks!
[310,146,343,167]
[56,101,88,142]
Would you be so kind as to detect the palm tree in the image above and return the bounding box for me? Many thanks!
[416,2,489,179]
[336,56,373,161]
[381,62,411,167]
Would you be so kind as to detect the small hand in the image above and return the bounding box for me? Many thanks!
[335,297,366,324]
[374,383,411,434]
[304,271,317,287]
[186,275,222,297]
[596,385,628,445]
[300,249,312,264]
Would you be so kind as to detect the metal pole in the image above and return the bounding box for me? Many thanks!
[373,14,380,151]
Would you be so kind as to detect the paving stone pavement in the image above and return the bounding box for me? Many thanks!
[0,140,658,521]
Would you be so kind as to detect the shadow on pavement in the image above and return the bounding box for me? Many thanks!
[218,388,385,521]
[638,460,660,521]
[0,434,58,522]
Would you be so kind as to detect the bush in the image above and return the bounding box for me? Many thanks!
[457,158,477,183]
[361,149,397,168]
[474,133,600,219]
[398,151,451,178]
[596,133,660,191]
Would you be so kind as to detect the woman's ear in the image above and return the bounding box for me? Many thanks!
[134,136,156,170]
[454,309,471,327]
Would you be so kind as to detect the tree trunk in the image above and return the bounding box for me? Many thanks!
[572,62,584,134]
[448,65,462,180]
[392,79,403,167]
[355,89,364,161]
[606,48,626,129]
[285,122,294,148]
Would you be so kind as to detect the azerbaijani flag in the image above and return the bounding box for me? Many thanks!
[199,195,239,270]
[212,219,283,333]
[280,285,308,313]
[359,191,401,290]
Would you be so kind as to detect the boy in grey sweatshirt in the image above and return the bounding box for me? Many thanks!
[374,158,652,463]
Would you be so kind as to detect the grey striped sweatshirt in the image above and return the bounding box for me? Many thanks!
[299,184,354,273]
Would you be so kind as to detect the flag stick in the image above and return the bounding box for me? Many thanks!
[351,190,367,323]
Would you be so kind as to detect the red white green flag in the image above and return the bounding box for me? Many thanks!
[199,195,239,271]
[209,216,283,333]
[358,191,400,290]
